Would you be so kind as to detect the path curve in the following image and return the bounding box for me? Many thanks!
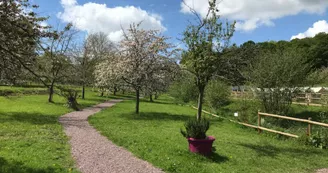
[59,100,163,173]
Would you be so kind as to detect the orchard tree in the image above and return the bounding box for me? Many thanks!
[0,0,49,80]
[36,24,77,102]
[73,32,113,99]
[181,0,235,120]
[94,52,125,96]
[144,56,180,102]
[113,23,175,114]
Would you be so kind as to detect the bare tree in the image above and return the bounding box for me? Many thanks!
[36,24,77,102]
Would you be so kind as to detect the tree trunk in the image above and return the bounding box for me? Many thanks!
[136,88,140,114]
[101,91,104,97]
[82,84,85,99]
[122,89,125,95]
[197,86,205,120]
[48,84,54,103]
[149,94,153,102]
[113,87,117,96]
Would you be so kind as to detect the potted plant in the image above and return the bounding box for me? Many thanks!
[181,118,215,155]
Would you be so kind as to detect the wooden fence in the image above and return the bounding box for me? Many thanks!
[257,112,328,138]
[294,93,327,106]
[231,91,327,106]
[193,106,328,138]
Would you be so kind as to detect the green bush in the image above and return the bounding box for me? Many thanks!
[181,118,210,139]
[169,71,198,104]
[299,129,328,149]
[205,80,230,109]
[235,99,259,123]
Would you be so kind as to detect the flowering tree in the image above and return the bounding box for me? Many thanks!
[94,52,125,96]
[119,23,176,113]
[95,23,176,113]
[72,32,114,99]
[144,56,180,101]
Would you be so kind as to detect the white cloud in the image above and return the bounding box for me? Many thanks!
[180,0,328,31]
[291,20,328,40]
[58,0,166,42]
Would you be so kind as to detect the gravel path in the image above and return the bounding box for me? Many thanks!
[317,169,328,173]
[59,100,164,173]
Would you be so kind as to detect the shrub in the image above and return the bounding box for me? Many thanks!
[169,71,198,104]
[235,99,259,123]
[204,80,230,109]
[181,118,210,139]
[299,129,328,149]
[57,87,80,111]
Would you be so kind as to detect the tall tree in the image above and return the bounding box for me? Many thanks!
[181,0,235,120]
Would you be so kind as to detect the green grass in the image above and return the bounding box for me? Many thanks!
[0,86,48,96]
[89,96,328,173]
[0,89,109,173]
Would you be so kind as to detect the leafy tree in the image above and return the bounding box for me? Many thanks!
[0,0,49,82]
[181,0,235,120]
[247,48,312,117]
[309,33,328,69]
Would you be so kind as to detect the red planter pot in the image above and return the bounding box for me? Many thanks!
[187,136,215,156]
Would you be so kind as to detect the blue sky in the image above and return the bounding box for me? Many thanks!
[33,0,328,45]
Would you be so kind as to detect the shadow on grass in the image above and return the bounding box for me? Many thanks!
[0,157,57,173]
[123,112,192,121]
[142,100,175,105]
[239,143,322,158]
[208,152,229,163]
[294,110,323,122]
[182,149,229,164]
[120,109,224,123]
[0,112,58,125]
[106,94,135,100]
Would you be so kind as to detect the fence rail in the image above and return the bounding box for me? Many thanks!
[231,91,327,106]
[193,106,328,138]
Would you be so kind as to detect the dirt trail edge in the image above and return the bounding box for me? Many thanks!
[59,100,163,173]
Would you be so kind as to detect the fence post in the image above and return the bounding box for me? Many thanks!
[307,117,312,136]
[258,111,262,133]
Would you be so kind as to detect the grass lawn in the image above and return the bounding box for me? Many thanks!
[89,96,328,173]
[0,89,108,173]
